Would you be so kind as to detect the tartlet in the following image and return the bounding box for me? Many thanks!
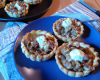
[21,30,58,62]
[24,0,42,5]
[55,41,99,77]
[53,18,84,42]
[0,0,6,9]
[4,1,29,18]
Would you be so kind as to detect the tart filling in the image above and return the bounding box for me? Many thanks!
[0,0,6,9]
[55,41,99,77]
[4,1,29,18]
[53,18,84,42]
[24,0,42,5]
[21,30,58,62]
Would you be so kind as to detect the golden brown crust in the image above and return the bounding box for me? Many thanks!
[0,0,6,9]
[24,0,42,5]
[53,18,84,42]
[55,41,99,77]
[4,1,29,18]
[21,30,58,62]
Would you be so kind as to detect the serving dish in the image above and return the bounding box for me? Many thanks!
[13,16,100,80]
[0,0,52,22]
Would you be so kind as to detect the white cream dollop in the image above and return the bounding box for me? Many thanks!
[36,36,49,52]
[14,2,21,10]
[61,18,72,28]
[69,49,85,62]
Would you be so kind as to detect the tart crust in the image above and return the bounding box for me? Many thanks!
[4,1,29,18]
[0,0,6,9]
[21,30,58,62]
[53,18,84,42]
[24,0,42,5]
[55,41,99,77]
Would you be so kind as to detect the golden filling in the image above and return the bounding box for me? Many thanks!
[23,33,55,56]
[58,43,95,72]
[55,18,82,38]
[8,1,27,12]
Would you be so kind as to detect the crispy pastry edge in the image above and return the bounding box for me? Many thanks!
[53,18,84,42]
[55,41,99,77]
[21,30,58,62]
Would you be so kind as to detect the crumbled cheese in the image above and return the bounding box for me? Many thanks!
[36,36,46,49]
[36,36,49,52]
[61,18,72,28]
[14,2,21,10]
[69,49,85,62]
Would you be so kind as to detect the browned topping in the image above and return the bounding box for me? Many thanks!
[73,61,83,71]
[63,61,73,69]
[24,33,36,42]
[84,59,94,70]
[8,7,18,12]
[59,55,66,60]
[58,44,95,72]
[24,33,55,56]
[55,18,82,38]
[8,1,27,12]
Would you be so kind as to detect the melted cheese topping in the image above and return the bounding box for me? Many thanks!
[69,49,85,62]
[61,18,72,29]
[36,36,49,52]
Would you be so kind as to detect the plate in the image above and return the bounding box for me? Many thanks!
[0,0,52,22]
[13,16,100,80]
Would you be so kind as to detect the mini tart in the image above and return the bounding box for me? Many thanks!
[0,0,6,9]
[24,0,42,5]
[21,30,58,62]
[55,41,99,77]
[53,18,84,42]
[4,1,29,18]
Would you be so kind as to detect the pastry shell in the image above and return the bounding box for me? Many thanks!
[24,0,42,5]
[0,0,6,9]
[21,30,58,62]
[4,1,29,18]
[53,18,84,42]
[55,41,100,77]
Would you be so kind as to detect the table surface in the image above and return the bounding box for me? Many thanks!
[0,0,100,32]
[0,0,100,80]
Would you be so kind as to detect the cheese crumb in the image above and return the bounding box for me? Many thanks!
[61,18,72,28]
[36,36,49,52]
[14,2,21,10]
[69,49,85,62]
